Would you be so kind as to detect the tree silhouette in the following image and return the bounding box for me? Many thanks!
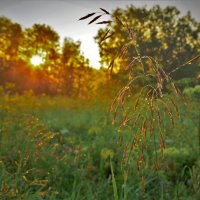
[95,6,200,81]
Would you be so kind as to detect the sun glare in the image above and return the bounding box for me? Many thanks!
[30,55,43,67]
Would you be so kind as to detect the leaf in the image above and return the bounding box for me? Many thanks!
[100,8,110,14]
[110,159,119,200]
[88,15,102,24]
[79,13,96,20]
[96,20,112,24]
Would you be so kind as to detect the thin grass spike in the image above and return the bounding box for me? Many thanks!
[88,15,102,24]
[96,20,112,24]
[79,13,96,20]
[100,8,110,14]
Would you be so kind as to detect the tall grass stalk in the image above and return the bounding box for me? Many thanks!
[110,159,119,200]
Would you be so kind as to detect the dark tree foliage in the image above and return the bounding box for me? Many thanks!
[0,17,23,69]
[95,6,200,81]
[0,17,95,96]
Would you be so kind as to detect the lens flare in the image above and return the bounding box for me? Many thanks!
[30,55,43,67]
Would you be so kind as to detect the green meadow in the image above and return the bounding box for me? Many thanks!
[0,91,199,199]
[0,4,200,200]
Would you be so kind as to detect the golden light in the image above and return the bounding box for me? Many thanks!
[30,55,43,67]
[47,66,52,72]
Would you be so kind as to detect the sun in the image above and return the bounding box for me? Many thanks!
[30,55,44,67]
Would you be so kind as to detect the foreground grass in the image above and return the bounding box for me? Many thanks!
[0,92,199,199]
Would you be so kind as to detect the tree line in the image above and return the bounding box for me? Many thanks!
[0,5,199,97]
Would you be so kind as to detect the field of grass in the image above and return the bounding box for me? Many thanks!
[0,91,199,199]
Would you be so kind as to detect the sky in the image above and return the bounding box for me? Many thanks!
[0,0,200,69]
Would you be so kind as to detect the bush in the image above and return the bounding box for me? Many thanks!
[183,85,200,99]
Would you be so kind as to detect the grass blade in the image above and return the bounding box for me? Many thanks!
[96,20,112,24]
[79,13,95,20]
[110,159,119,200]
[88,15,102,24]
[100,8,110,14]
